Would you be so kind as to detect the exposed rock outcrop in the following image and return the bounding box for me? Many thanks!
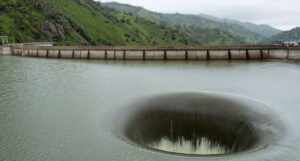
[42,20,65,41]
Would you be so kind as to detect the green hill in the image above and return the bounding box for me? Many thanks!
[0,0,269,46]
[1,0,198,45]
[266,27,300,43]
[198,14,281,38]
[103,2,267,44]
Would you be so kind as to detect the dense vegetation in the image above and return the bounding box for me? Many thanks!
[0,0,290,46]
[197,14,281,38]
[266,27,300,43]
[103,2,280,44]
[1,0,199,45]
[0,0,46,43]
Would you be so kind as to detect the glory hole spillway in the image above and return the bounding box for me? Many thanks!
[118,93,285,156]
[0,45,300,161]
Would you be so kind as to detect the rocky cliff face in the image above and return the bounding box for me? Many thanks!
[32,0,90,44]
[42,20,66,41]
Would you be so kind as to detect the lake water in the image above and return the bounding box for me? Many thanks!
[0,56,299,161]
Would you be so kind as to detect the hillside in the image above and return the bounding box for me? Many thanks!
[0,0,198,45]
[267,27,300,43]
[103,2,267,44]
[198,14,281,38]
[0,0,269,46]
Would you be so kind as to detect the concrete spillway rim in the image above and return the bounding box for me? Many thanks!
[113,91,287,158]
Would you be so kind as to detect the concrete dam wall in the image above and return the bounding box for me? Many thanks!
[10,46,300,60]
[0,46,12,56]
[1,42,54,56]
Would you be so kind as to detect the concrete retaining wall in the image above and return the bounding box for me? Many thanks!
[269,49,288,59]
[89,50,105,59]
[248,50,262,59]
[289,50,300,59]
[81,51,89,59]
[166,51,186,60]
[48,50,59,58]
[106,51,115,60]
[73,50,81,59]
[60,50,73,58]
[187,50,207,60]
[1,47,12,55]
[262,50,269,59]
[9,46,300,60]
[115,51,125,60]
[27,49,35,57]
[13,48,22,56]
[210,50,228,60]
[125,51,144,60]
[37,50,47,57]
[231,50,247,60]
[145,51,165,60]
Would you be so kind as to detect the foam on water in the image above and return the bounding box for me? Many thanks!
[149,137,228,155]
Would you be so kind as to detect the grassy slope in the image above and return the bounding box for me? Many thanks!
[266,27,300,42]
[0,0,46,42]
[45,0,200,46]
[103,2,265,44]
[198,14,282,38]
[0,0,261,46]
[0,0,195,45]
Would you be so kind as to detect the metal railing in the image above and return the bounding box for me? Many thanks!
[0,36,9,46]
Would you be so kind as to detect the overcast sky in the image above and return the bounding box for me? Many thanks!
[99,0,299,31]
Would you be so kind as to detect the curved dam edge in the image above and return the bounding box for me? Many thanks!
[6,45,300,60]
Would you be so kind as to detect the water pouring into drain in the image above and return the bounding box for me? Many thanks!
[117,92,285,156]
[149,136,228,155]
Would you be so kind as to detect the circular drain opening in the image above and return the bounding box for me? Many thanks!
[126,109,257,155]
[119,93,285,156]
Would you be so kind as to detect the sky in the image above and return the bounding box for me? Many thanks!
[99,0,300,31]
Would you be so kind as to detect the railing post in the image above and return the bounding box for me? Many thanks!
[114,50,116,60]
[123,50,125,60]
[287,47,290,59]
[185,50,188,60]
[246,49,249,60]
[207,50,210,60]
[72,50,75,59]
[143,50,146,60]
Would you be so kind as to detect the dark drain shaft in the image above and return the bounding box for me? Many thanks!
[126,108,258,155]
[117,93,285,156]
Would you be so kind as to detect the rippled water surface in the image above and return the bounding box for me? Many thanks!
[0,56,300,161]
